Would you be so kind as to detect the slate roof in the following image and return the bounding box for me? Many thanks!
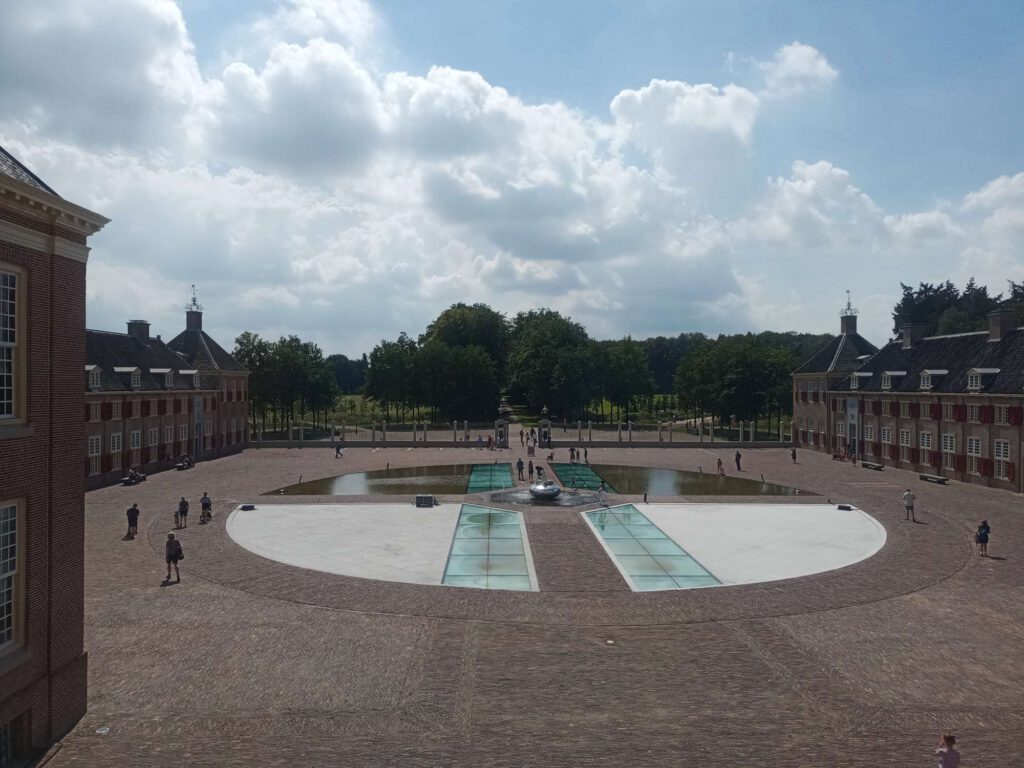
[85,330,217,392]
[166,326,245,372]
[793,332,878,375]
[833,328,1024,394]
[0,144,59,196]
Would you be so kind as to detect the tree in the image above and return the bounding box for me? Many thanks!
[892,278,1001,337]
[326,353,367,394]
[233,331,272,431]
[421,303,511,386]
[507,309,591,417]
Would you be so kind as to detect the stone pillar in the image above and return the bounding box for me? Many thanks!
[668,421,673,443]
[628,420,633,444]
[658,422,663,442]
[577,420,582,442]
[698,420,703,443]
[382,421,387,446]
[341,423,346,440]
[463,419,469,442]
[422,422,428,445]
[371,422,377,445]
[299,421,304,443]
[453,420,458,443]
[710,421,714,444]
[588,420,593,442]
[617,422,622,442]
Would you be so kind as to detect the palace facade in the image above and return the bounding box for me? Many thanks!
[85,304,249,490]
[0,146,108,759]
[794,306,1024,493]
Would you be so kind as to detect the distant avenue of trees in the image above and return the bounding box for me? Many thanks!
[235,278,1019,432]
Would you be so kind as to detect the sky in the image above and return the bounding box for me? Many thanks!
[2,0,1023,356]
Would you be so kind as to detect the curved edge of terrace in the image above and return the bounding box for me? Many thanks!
[150,496,972,627]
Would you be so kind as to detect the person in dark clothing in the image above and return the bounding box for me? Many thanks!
[516,457,525,480]
[735,451,742,471]
[178,497,189,528]
[126,503,140,538]
[165,534,183,582]
[791,447,797,464]
[528,460,534,481]
[200,492,213,523]
[975,520,991,557]
[335,443,343,458]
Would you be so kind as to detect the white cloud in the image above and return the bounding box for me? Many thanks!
[758,42,838,98]
[1,0,1019,355]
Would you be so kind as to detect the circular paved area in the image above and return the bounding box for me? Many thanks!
[49,445,1024,766]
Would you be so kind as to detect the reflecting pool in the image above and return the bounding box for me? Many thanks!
[269,463,512,496]
[552,464,812,496]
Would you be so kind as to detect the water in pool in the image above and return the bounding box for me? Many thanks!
[552,464,811,496]
[268,463,512,495]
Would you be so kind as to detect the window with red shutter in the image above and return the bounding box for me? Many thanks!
[101,455,112,473]
[1007,463,1016,482]
[980,458,994,477]
[800,391,807,402]
[930,450,941,466]
[909,447,919,464]
[931,402,941,420]
[955,404,966,422]
[142,400,150,417]
[889,444,899,460]
[1009,406,1023,426]
[85,403,91,421]
[874,441,882,456]
[980,406,994,424]
[955,454,966,472]
[910,402,920,418]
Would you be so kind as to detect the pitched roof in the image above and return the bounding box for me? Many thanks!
[834,328,1024,394]
[85,330,216,392]
[793,332,878,375]
[166,327,245,372]
[0,144,58,196]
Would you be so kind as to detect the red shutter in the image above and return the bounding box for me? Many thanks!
[1007,462,1016,482]
[954,404,967,422]
[812,391,819,403]
[954,454,966,472]
[100,403,110,420]
[800,391,807,402]
[909,447,919,464]
[930,450,941,466]
[799,430,806,443]
[813,434,820,446]
[930,402,942,420]
[980,406,994,424]
[910,402,920,418]
[873,441,882,456]
[142,400,150,417]
[980,458,994,477]
[1009,406,1023,426]
[101,455,112,473]
[85,403,91,421]
[830,398,836,412]
[889,444,899,460]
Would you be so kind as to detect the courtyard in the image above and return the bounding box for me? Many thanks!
[48,445,1022,766]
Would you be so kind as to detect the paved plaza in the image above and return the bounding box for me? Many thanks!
[46,445,1023,766]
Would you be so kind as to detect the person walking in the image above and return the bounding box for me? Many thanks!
[975,520,991,557]
[519,429,524,446]
[717,458,725,476]
[200,492,213,524]
[177,496,189,529]
[583,447,588,464]
[126,503,140,538]
[935,733,960,767]
[902,488,916,522]
[516,457,525,481]
[597,481,607,506]
[528,460,534,481]
[165,533,183,583]
[791,447,797,464]
[734,450,742,471]
[335,443,343,458]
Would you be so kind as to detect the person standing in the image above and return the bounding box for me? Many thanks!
[519,429,524,446]
[583,447,588,464]
[165,534,183,583]
[902,488,916,522]
[597,481,607,506]
[200,492,213,524]
[335,443,343,458]
[734,451,742,471]
[528,460,534,481]
[178,496,189,529]
[791,447,797,464]
[975,520,990,557]
[126,503,140,538]
[935,733,960,767]
[516,457,525,481]
[717,458,725,476]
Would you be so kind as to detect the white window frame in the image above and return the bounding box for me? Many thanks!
[967,436,982,474]
[995,405,1009,425]
[836,421,846,438]
[88,368,101,389]
[131,370,141,388]
[0,269,20,422]
[849,376,858,390]
[864,425,875,442]
[193,373,200,388]
[967,372,981,391]
[88,402,100,422]
[900,401,911,418]
[942,403,954,421]
[881,374,891,391]
[129,430,141,450]
[178,424,188,441]
[920,373,931,390]
[994,439,1010,480]
[111,401,122,421]
[942,433,956,470]
[899,428,911,462]
[110,432,122,453]
[967,404,980,423]
[164,426,174,445]
[0,500,23,653]
[165,371,174,388]
[881,426,892,445]
[148,428,158,447]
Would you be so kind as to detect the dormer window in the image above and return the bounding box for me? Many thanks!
[850,376,858,390]
[920,373,931,390]
[967,373,981,391]
[881,374,891,391]
[131,370,141,388]
[165,372,174,388]
[88,368,100,388]
[193,374,200,388]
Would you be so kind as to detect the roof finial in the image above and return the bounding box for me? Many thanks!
[840,289,857,318]
[186,284,204,313]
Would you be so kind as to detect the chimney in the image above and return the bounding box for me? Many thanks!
[901,323,925,349]
[989,309,1014,342]
[127,319,150,343]
[186,309,203,331]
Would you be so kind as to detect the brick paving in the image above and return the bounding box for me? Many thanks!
[44,445,1023,766]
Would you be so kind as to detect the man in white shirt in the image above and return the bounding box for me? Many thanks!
[902,488,917,522]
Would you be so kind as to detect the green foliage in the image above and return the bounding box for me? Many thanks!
[892,278,1001,336]
[421,303,511,386]
[507,309,593,418]
[325,353,367,394]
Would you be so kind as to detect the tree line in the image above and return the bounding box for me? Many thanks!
[238,275,1024,431]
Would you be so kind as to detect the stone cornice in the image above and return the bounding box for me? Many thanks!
[0,174,109,236]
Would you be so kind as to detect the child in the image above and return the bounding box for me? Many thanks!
[935,733,960,768]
